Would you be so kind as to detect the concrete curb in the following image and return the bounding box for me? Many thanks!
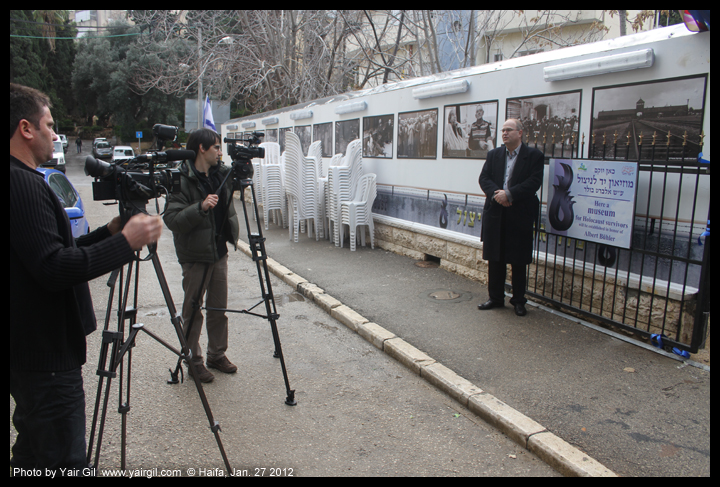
[238,241,616,477]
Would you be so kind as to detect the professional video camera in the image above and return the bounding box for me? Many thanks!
[85,124,190,213]
[223,131,265,186]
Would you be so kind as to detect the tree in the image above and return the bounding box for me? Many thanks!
[32,10,67,53]
[71,20,184,142]
[128,11,390,113]
[10,10,77,125]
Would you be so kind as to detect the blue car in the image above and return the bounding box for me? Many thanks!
[36,167,90,238]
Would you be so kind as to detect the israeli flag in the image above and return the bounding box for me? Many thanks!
[203,94,216,131]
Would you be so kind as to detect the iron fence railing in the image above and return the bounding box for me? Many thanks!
[523,128,709,353]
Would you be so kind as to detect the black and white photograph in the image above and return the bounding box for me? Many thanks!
[506,90,581,157]
[294,125,312,154]
[590,75,707,160]
[279,127,293,153]
[263,128,278,143]
[442,101,498,159]
[335,119,360,156]
[398,109,438,159]
[313,122,333,157]
[362,114,394,158]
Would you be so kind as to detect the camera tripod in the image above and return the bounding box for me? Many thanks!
[86,203,231,472]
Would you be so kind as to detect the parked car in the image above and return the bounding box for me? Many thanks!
[58,134,68,152]
[92,137,107,153]
[112,145,135,163]
[35,167,90,238]
[93,141,113,159]
[41,140,67,173]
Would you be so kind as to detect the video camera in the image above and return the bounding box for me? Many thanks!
[224,131,265,184]
[85,124,188,211]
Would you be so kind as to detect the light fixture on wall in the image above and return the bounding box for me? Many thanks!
[290,109,313,121]
[543,48,655,82]
[412,79,470,99]
[241,121,256,129]
[226,124,239,131]
[262,116,279,126]
[335,100,368,115]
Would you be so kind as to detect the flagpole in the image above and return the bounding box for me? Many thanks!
[197,26,203,132]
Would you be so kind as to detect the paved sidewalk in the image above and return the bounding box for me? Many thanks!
[248,218,709,477]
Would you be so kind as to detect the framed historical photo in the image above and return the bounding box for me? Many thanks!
[263,128,278,143]
[590,75,707,160]
[442,101,498,159]
[397,108,438,159]
[335,119,360,156]
[294,125,312,154]
[362,114,394,158]
[313,122,333,157]
[506,90,581,158]
[279,127,292,153]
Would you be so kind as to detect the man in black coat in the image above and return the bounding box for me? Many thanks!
[478,118,544,316]
[10,83,163,474]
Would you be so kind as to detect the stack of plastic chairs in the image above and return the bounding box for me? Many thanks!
[283,132,304,242]
[284,132,324,242]
[306,140,324,240]
[327,139,363,247]
[340,173,377,251]
[305,140,325,240]
[320,153,343,239]
[258,142,286,229]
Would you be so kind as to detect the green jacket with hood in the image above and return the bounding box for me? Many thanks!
[163,159,239,264]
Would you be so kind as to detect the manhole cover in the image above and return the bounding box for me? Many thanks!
[429,290,461,300]
[415,260,439,268]
[419,289,474,304]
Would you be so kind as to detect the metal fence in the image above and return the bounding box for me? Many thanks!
[523,129,709,353]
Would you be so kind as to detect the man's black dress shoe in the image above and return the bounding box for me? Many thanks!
[514,304,527,316]
[478,299,504,310]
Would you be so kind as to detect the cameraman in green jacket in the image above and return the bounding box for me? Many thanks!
[164,128,240,383]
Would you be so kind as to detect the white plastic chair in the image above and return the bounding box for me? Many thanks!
[340,173,377,251]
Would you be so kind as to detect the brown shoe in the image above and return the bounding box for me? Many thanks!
[207,355,238,374]
[187,361,214,383]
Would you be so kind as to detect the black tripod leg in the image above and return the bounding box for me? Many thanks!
[87,268,120,467]
[150,253,232,472]
[169,263,211,384]
[88,258,140,470]
[241,181,296,406]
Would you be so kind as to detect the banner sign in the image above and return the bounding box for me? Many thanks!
[546,158,638,249]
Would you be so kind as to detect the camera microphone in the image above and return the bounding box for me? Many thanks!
[164,149,195,162]
[135,150,195,163]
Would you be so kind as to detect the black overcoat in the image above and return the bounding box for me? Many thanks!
[478,143,544,265]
